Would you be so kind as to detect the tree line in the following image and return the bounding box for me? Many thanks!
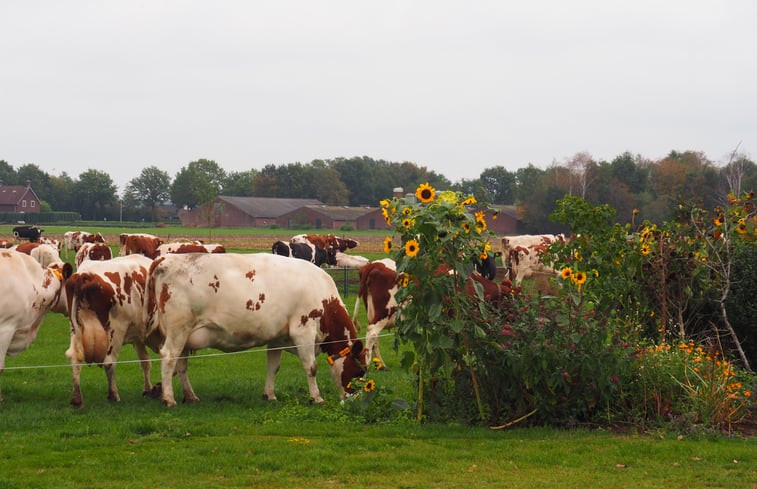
[1,150,755,229]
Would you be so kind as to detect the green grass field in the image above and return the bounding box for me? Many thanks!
[1,224,755,488]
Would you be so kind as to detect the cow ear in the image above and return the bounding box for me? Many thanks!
[351,340,364,356]
[62,262,73,279]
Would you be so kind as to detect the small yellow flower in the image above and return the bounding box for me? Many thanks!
[379,199,390,208]
[462,222,471,234]
[402,207,412,216]
[571,271,587,286]
[736,222,747,234]
[405,239,420,257]
[640,243,651,255]
[560,267,572,280]
[416,183,436,203]
[480,243,492,260]
[461,196,477,206]
[712,215,724,226]
[402,218,414,230]
[400,274,410,287]
[383,236,393,253]
[364,379,376,392]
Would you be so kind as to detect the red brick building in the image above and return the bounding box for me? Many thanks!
[0,181,41,214]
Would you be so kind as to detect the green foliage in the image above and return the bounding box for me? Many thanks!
[631,342,754,431]
[728,239,757,365]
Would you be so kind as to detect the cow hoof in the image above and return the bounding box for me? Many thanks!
[262,393,277,401]
[70,398,83,408]
[161,399,177,407]
[144,384,163,398]
[182,395,200,404]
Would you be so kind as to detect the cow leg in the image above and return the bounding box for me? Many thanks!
[64,334,84,407]
[132,341,154,396]
[292,343,323,404]
[104,339,126,402]
[159,338,187,407]
[365,318,392,370]
[264,347,282,401]
[175,354,199,403]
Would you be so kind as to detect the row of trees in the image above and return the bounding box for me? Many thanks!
[2,150,755,227]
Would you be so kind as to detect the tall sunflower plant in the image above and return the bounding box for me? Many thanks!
[381,183,498,419]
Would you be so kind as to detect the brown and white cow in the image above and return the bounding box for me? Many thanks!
[75,242,113,269]
[144,252,366,407]
[64,255,160,406]
[290,234,359,253]
[353,258,515,368]
[10,242,63,268]
[119,233,164,259]
[64,231,106,257]
[352,259,399,368]
[0,250,72,401]
[501,234,564,285]
[156,242,226,256]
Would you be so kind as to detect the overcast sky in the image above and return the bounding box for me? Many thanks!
[2,1,756,192]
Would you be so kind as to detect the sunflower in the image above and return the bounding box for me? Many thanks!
[402,207,412,216]
[379,199,390,208]
[402,218,414,230]
[571,271,587,286]
[400,274,410,287]
[712,215,724,227]
[736,222,748,234]
[480,243,492,260]
[461,196,477,206]
[405,239,420,257]
[363,379,376,393]
[462,222,471,234]
[560,267,573,280]
[381,207,391,225]
[383,236,393,253]
[640,243,651,255]
[415,183,436,203]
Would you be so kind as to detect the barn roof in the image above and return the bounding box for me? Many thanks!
[218,196,324,218]
[299,205,378,220]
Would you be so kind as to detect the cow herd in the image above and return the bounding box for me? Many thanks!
[1,227,562,407]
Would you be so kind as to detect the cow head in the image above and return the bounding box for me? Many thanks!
[326,340,366,396]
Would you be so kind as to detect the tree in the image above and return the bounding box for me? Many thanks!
[16,163,52,200]
[124,166,172,222]
[0,160,15,184]
[307,165,349,204]
[46,173,76,211]
[223,169,258,196]
[478,166,516,204]
[251,164,279,197]
[72,169,118,220]
[170,159,226,208]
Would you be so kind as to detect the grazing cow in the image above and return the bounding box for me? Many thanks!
[65,255,160,406]
[119,233,163,259]
[144,253,366,407]
[290,234,359,253]
[474,250,503,281]
[0,240,13,249]
[501,234,564,285]
[0,250,72,401]
[30,244,64,268]
[12,225,43,242]
[334,251,370,269]
[75,242,113,269]
[63,231,106,257]
[39,237,62,253]
[156,242,226,256]
[352,259,399,368]
[353,258,514,367]
[271,240,337,267]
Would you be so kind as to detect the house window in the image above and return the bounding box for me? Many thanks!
[22,200,27,208]
[369,218,376,229]
[315,219,322,229]
[31,200,36,208]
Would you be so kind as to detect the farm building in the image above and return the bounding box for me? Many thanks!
[0,181,41,214]
[279,205,381,230]
[178,196,324,228]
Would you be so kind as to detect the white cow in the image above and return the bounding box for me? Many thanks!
[65,255,160,406]
[500,234,564,285]
[144,253,366,407]
[0,250,72,401]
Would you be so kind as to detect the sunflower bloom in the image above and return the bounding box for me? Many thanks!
[364,379,376,393]
[405,239,420,257]
[383,236,393,253]
[400,274,410,287]
[462,222,471,234]
[402,207,412,216]
[571,271,587,285]
[416,183,436,203]
[560,267,573,280]
[461,196,477,206]
[712,215,724,226]
[380,199,390,208]
[480,243,492,260]
[402,218,414,230]
[640,243,651,255]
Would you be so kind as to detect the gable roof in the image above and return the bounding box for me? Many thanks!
[218,196,324,218]
[298,205,378,220]
[0,184,39,206]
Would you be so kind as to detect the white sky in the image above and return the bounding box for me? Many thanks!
[2,1,756,192]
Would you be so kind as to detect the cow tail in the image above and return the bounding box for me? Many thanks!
[352,294,362,332]
[67,274,110,365]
